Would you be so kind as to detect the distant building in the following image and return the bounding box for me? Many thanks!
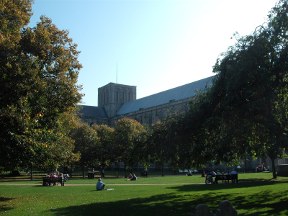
[78,76,214,125]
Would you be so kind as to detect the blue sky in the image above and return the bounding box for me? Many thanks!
[30,0,278,106]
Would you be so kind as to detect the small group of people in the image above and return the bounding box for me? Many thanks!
[46,171,63,179]
[127,172,137,181]
[205,169,238,184]
[43,171,66,186]
[96,172,137,191]
[256,163,269,172]
[46,171,69,181]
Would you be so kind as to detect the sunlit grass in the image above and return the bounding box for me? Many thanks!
[0,172,287,216]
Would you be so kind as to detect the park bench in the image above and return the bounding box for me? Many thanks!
[215,174,238,184]
[42,176,64,186]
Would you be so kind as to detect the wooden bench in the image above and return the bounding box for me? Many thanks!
[42,176,64,186]
[215,174,238,184]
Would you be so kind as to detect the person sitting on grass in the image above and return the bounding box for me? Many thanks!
[127,172,137,181]
[96,178,105,190]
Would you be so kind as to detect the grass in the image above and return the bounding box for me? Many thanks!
[0,172,287,216]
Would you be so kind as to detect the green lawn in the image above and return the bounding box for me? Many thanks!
[0,173,287,216]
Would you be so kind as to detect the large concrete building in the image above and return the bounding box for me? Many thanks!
[78,76,214,125]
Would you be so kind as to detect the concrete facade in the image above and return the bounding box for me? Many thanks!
[78,76,214,125]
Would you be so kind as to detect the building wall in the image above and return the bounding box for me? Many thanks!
[94,78,212,125]
[98,83,136,118]
[114,98,191,125]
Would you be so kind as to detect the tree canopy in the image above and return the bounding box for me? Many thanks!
[179,0,288,178]
[114,118,147,174]
[0,0,82,170]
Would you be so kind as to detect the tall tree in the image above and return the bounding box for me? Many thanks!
[0,1,82,170]
[176,1,288,178]
[114,118,147,176]
[71,121,99,178]
[150,118,180,176]
[0,0,33,169]
[210,0,288,178]
[92,124,115,168]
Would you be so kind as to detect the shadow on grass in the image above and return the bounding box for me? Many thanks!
[0,197,15,212]
[169,178,288,192]
[49,182,288,216]
[0,178,42,183]
[49,192,195,216]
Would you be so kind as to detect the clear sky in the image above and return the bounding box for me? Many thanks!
[30,0,278,106]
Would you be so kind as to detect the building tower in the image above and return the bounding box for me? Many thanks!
[98,83,136,118]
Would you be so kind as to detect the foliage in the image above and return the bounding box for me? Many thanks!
[92,124,115,167]
[150,116,183,173]
[0,0,82,170]
[71,121,99,169]
[176,0,288,177]
[114,118,147,171]
[150,121,169,173]
[211,0,288,178]
[169,0,288,179]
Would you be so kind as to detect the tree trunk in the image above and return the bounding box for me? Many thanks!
[124,164,127,178]
[271,157,277,179]
[30,164,33,181]
[116,162,120,178]
[244,153,247,173]
[82,165,85,179]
